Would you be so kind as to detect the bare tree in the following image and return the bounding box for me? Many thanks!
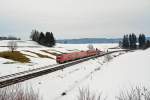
[87,44,94,50]
[8,40,18,52]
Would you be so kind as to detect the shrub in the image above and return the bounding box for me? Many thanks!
[87,44,94,50]
[104,54,113,62]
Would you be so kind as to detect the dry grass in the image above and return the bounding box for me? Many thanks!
[0,51,30,63]
[50,49,66,54]
[41,50,60,56]
[0,84,42,100]
[78,86,150,100]
[24,54,37,58]
[116,86,150,100]
[77,88,105,100]
[66,49,80,51]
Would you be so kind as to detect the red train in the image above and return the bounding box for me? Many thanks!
[56,49,102,63]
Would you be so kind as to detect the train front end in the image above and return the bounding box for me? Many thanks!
[56,55,63,64]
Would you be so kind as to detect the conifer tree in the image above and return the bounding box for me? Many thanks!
[138,34,146,48]
[30,30,56,47]
[122,35,129,48]
[38,32,46,45]
[45,32,52,46]
[51,32,56,46]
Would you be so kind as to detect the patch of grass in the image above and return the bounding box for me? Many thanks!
[24,50,54,59]
[50,49,66,54]
[24,54,37,58]
[77,88,104,100]
[41,50,60,56]
[67,49,80,51]
[3,61,16,64]
[0,51,30,63]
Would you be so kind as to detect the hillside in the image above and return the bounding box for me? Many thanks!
[57,37,150,44]
[57,38,122,44]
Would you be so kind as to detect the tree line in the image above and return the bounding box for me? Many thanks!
[0,36,20,40]
[30,30,56,47]
[121,33,150,49]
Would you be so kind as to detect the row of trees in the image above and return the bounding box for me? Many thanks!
[0,36,20,40]
[30,30,55,47]
[121,33,150,49]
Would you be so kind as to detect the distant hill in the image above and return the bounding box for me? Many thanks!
[147,37,150,40]
[57,38,122,44]
[57,37,150,44]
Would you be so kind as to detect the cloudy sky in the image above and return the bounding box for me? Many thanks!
[0,0,150,40]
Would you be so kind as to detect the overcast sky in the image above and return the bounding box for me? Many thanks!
[0,0,150,40]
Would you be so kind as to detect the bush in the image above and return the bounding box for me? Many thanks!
[87,44,94,50]
[0,84,42,100]
[104,54,113,62]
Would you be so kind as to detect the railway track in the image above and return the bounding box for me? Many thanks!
[0,49,131,88]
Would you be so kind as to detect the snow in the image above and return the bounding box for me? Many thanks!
[17,48,150,100]
[22,57,106,100]
[2,40,148,100]
[16,51,125,100]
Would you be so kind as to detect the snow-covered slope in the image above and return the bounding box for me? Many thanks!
[60,48,150,100]
[21,48,150,100]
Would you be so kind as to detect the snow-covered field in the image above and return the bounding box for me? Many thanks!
[1,40,149,100]
[0,40,118,76]
[0,41,150,100]
[20,48,150,100]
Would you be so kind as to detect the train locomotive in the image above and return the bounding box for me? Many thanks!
[56,49,101,64]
